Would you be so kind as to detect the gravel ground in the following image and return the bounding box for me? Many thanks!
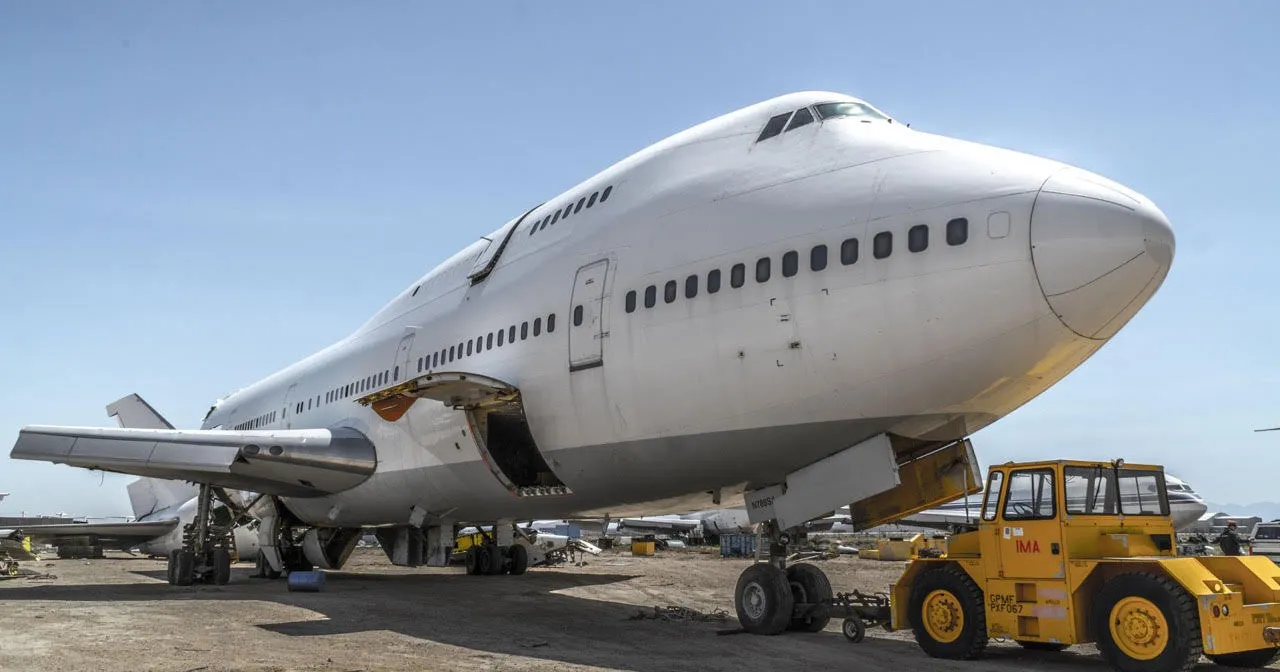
[0,547,1257,671]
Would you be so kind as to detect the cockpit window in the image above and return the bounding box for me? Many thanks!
[814,101,888,122]
[786,107,814,132]
[757,112,792,142]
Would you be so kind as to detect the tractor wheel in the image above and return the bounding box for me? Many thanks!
[508,544,529,576]
[734,563,794,635]
[908,565,987,660]
[1018,641,1069,652]
[786,563,832,632]
[1091,571,1201,672]
[1206,648,1280,668]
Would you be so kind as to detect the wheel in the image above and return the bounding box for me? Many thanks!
[464,547,479,575]
[786,563,832,632]
[908,565,987,660]
[1018,641,1069,652]
[509,544,529,576]
[1206,649,1280,668]
[843,617,866,643]
[173,550,195,587]
[734,563,794,635]
[212,549,232,585]
[474,546,496,575]
[167,550,180,584]
[1091,571,1201,672]
[485,546,505,575]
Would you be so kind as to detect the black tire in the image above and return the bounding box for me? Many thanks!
[1018,641,1069,652]
[484,546,504,575]
[786,563,833,632]
[464,547,479,575]
[908,565,987,660]
[474,546,495,575]
[843,617,866,643]
[1206,649,1280,668]
[167,550,180,585]
[174,550,195,586]
[212,549,232,585]
[1091,571,1201,672]
[734,563,794,635]
[509,544,529,576]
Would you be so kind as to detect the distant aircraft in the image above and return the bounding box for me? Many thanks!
[11,91,1175,631]
[1257,427,1280,432]
[15,395,258,560]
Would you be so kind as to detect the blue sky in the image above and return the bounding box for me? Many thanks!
[1,2,1276,517]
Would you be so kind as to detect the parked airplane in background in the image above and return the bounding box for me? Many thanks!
[13,395,259,561]
[11,90,1174,634]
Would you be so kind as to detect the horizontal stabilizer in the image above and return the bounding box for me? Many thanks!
[11,426,377,498]
[16,519,178,542]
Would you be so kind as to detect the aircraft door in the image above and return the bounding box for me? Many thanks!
[394,331,416,383]
[281,383,298,429]
[568,259,609,372]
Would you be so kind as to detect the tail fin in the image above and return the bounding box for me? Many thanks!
[108,394,196,519]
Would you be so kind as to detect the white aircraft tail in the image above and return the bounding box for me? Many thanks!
[107,394,197,519]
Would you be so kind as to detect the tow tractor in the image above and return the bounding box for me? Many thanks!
[838,459,1280,671]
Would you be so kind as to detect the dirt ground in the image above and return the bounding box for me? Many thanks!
[0,547,1264,672]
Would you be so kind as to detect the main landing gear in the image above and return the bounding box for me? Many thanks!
[463,521,530,577]
[733,521,833,635]
[167,484,241,586]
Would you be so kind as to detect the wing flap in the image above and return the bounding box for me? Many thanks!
[12,426,377,498]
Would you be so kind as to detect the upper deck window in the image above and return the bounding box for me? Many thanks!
[814,101,889,122]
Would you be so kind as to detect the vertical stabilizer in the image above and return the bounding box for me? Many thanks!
[107,394,195,519]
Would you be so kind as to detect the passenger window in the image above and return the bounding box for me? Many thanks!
[393,366,399,381]
[547,313,556,332]
[476,336,484,352]
[433,352,439,367]
[467,340,473,356]
[418,358,423,373]
[786,107,814,131]
[782,250,798,277]
[534,317,542,336]
[509,325,516,343]
[551,210,561,225]
[497,329,504,347]
[756,257,770,283]
[731,263,745,288]
[707,269,721,294]
[601,185,612,202]
[946,217,969,246]
[575,197,585,213]
[574,305,584,326]
[487,333,494,349]
[685,274,698,298]
[587,192,598,208]
[664,280,677,303]
[449,345,455,361]
[908,225,928,253]
[811,245,827,271]
[644,285,657,308]
[841,238,859,265]
[625,290,637,313]
[521,322,529,339]
[1003,469,1056,520]
[873,232,892,259]
[757,112,792,142]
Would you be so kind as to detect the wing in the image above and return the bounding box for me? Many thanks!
[617,517,702,534]
[16,519,178,544]
[11,426,376,497]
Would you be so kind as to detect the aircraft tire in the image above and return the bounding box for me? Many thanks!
[786,563,832,632]
[174,550,195,586]
[734,563,794,635]
[509,544,529,576]
[481,546,503,575]
[212,549,232,585]
[1091,571,1201,672]
[464,547,479,575]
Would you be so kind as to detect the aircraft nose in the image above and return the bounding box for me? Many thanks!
[1030,168,1175,340]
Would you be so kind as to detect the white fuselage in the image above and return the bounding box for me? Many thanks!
[198,91,1174,530]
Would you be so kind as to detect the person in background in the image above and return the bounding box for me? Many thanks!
[1217,520,1244,556]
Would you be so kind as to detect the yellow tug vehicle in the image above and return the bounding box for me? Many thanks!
[889,459,1280,672]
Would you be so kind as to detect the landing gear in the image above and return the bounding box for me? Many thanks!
[464,522,532,577]
[732,521,834,635]
[167,484,251,586]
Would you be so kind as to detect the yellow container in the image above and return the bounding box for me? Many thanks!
[631,540,656,556]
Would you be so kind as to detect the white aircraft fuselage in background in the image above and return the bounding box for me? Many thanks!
[15,91,1175,539]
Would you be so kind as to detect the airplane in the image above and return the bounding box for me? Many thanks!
[10,90,1175,634]
[12,395,259,563]
[1257,427,1280,432]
